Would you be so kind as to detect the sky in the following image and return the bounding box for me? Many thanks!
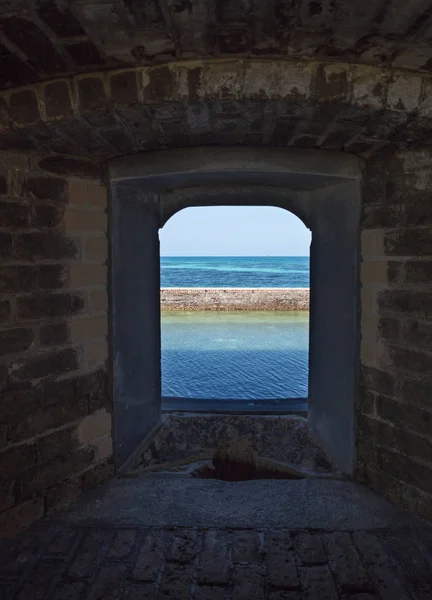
[159,206,311,256]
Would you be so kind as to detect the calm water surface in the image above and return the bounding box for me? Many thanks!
[161,256,309,288]
[161,311,309,400]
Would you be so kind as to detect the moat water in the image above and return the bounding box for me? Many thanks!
[161,311,309,400]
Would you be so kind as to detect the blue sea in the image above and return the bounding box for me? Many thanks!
[161,256,309,288]
[160,257,309,401]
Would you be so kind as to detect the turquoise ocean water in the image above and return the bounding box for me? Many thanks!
[161,257,309,400]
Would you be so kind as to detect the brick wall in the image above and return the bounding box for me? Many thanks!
[358,148,432,520]
[0,156,112,538]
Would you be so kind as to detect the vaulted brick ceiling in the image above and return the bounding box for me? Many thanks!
[1,0,432,90]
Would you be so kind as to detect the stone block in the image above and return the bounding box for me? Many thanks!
[294,533,327,566]
[9,89,40,124]
[198,530,230,585]
[378,316,401,342]
[133,531,167,581]
[403,319,432,351]
[64,208,107,233]
[70,264,107,287]
[361,229,384,258]
[266,531,299,590]
[76,408,112,445]
[0,326,35,354]
[298,565,337,600]
[94,435,113,460]
[314,63,351,102]
[17,292,85,321]
[166,530,197,564]
[401,376,432,410]
[232,530,262,564]
[203,61,244,99]
[44,81,73,119]
[382,344,432,375]
[158,563,194,600]
[388,74,422,113]
[111,71,139,105]
[142,65,177,103]
[84,236,108,262]
[361,260,389,285]
[44,479,82,513]
[351,65,388,109]
[81,458,114,489]
[0,478,16,512]
[90,289,108,312]
[107,530,137,559]
[10,348,80,381]
[78,77,108,111]
[232,566,265,600]
[244,61,279,99]
[86,338,108,366]
[71,314,108,342]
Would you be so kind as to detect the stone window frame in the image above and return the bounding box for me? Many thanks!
[108,147,363,475]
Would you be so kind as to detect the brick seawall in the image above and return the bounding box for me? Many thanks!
[161,288,310,311]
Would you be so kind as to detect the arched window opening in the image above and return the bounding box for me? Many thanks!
[159,206,311,410]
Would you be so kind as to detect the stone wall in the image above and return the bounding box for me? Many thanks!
[161,288,309,311]
[0,155,112,538]
[358,148,432,520]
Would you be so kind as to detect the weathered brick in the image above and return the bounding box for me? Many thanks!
[0,478,16,511]
[40,321,70,346]
[323,532,371,593]
[378,316,400,341]
[0,383,39,422]
[403,319,432,350]
[122,583,157,600]
[378,289,432,319]
[166,529,197,564]
[132,531,167,581]
[385,228,432,257]
[88,563,127,600]
[198,530,230,585]
[69,530,111,578]
[0,497,44,540]
[20,446,95,499]
[266,531,299,590]
[23,177,67,202]
[405,260,432,284]
[76,408,111,445]
[78,77,108,111]
[106,530,136,559]
[0,200,29,228]
[295,533,327,566]
[232,530,262,564]
[68,181,107,209]
[45,479,82,513]
[376,395,432,437]
[17,292,85,320]
[0,442,36,478]
[0,326,35,354]
[16,231,79,260]
[86,338,108,366]
[9,89,40,124]
[298,565,338,600]
[0,266,37,293]
[39,157,101,179]
[49,582,87,600]
[382,343,432,375]
[0,231,13,259]
[0,174,8,195]
[111,71,139,105]
[10,347,80,381]
[38,264,69,289]
[158,563,194,600]
[378,448,432,494]
[81,458,114,489]
[401,375,432,410]
[231,565,264,600]
[44,81,73,118]
[36,426,77,463]
[0,299,11,323]
[31,203,63,228]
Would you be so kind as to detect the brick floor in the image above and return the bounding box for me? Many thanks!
[1,523,432,599]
